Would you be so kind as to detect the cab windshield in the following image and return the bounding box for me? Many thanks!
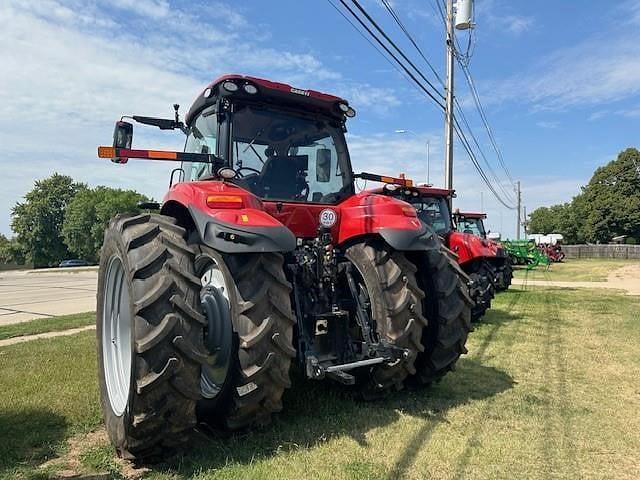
[229,104,353,203]
[458,218,486,238]
[410,196,452,235]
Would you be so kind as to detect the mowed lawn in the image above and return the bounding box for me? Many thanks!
[512,257,640,282]
[1,276,640,478]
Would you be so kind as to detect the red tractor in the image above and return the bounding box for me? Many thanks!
[453,211,513,291]
[378,186,508,321]
[96,75,471,461]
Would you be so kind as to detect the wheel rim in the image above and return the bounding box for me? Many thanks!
[102,255,132,417]
[199,257,233,399]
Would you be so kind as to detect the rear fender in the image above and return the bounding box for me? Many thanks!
[336,192,438,251]
[448,231,496,266]
[161,182,295,253]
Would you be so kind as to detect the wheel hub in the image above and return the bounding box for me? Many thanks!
[102,256,132,417]
[199,259,233,399]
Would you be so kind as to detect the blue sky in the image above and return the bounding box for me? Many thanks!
[1,0,639,238]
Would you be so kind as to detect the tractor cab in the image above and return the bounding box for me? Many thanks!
[454,211,487,239]
[181,75,356,206]
[377,184,455,236]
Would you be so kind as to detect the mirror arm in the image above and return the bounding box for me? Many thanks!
[354,172,414,187]
[98,147,225,167]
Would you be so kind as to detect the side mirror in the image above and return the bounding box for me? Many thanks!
[316,148,331,183]
[112,121,133,163]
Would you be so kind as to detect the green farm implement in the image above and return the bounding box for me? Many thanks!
[502,240,550,270]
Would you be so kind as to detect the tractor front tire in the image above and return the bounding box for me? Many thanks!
[97,214,207,462]
[408,240,472,386]
[345,241,427,398]
[195,249,295,430]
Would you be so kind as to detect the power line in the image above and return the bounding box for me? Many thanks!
[325,0,420,88]
[341,0,445,107]
[434,0,515,187]
[454,98,517,204]
[457,60,516,186]
[453,118,517,209]
[328,0,516,209]
[379,0,445,87]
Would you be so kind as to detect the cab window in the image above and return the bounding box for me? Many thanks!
[182,111,218,181]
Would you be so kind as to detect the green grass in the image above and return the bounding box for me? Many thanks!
[0,312,95,341]
[512,258,640,282]
[1,287,639,479]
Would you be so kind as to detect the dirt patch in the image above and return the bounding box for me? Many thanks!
[512,263,640,296]
[607,263,640,292]
[39,428,149,479]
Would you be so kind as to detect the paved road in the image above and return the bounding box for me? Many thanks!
[0,268,98,326]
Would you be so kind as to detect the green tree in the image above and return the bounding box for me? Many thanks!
[11,174,86,267]
[0,235,27,265]
[580,148,640,243]
[62,186,148,263]
[528,206,556,235]
[528,148,640,244]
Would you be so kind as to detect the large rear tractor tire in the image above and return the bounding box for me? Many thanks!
[97,214,207,462]
[467,261,496,322]
[345,241,427,398]
[195,249,295,430]
[408,240,472,386]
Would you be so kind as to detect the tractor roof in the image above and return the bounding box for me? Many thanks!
[186,74,351,126]
[456,211,487,219]
[411,185,454,197]
[368,184,453,198]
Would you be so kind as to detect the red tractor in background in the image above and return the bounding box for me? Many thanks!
[379,185,509,322]
[453,211,513,291]
[96,75,471,461]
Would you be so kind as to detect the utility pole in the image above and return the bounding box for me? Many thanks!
[444,0,456,203]
[523,206,527,236]
[516,180,522,240]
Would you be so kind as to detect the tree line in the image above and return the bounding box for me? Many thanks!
[0,173,148,267]
[528,148,640,244]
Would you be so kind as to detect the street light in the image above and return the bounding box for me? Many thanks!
[394,129,430,185]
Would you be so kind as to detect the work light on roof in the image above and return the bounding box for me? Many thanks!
[243,83,258,94]
[338,103,349,112]
[345,107,356,118]
[222,81,239,92]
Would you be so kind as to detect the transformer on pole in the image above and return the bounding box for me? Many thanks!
[455,0,474,30]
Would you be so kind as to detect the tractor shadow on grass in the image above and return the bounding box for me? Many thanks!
[0,408,68,477]
[155,358,515,476]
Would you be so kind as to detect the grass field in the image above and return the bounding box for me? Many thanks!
[0,312,94,341]
[1,275,639,479]
[512,257,640,282]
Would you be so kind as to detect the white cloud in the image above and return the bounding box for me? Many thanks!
[0,0,402,235]
[480,2,640,111]
[110,0,170,19]
[502,15,534,35]
[475,0,534,36]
